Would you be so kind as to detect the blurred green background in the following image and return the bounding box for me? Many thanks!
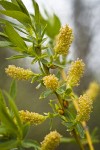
[0,0,100,149]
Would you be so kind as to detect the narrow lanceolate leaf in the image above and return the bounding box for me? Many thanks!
[5,23,27,50]
[32,0,41,36]
[0,90,6,105]
[0,140,18,150]
[9,80,17,100]
[0,32,8,38]
[0,126,7,134]
[6,54,27,60]
[0,1,21,11]
[4,92,22,133]
[39,89,52,99]
[0,41,13,47]
[53,62,66,69]
[0,102,18,135]
[0,10,31,24]
[22,140,40,149]
[16,0,30,16]
[11,0,18,5]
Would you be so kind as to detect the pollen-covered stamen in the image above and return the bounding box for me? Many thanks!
[19,110,46,125]
[43,74,59,90]
[40,131,61,150]
[75,94,93,122]
[66,59,85,87]
[5,65,34,80]
[54,25,73,55]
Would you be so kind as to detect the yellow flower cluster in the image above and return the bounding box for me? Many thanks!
[66,59,85,87]
[5,65,33,80]
[41,131,61,150]
[43,74,59,90]
[75,94,93,122]
[86,82,99,100]
[54,25,73,55]
[19,110,46,125]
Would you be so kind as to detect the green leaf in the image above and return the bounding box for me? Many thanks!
[22,139,40,149]
[5,23,27,50]
[40,11,61,38]
[76,123,84,138]
[0,17,28,35]
[0,41,13,47]
[6,54,27,60]
[53,62,66,69]
[0,32,8,39]
[62,121,74,131]
[56,88,65,95]
[16,0,29,16]
[49,100,56,112]
[9,80,17,100]
[0,126,7,135]
[0,90,6,105]
[0,17,7,24]
[0,10,31,24]
[4,92,22,133]
[47,48,53,57]
[31,58,38,64]
[32,0,40,24]
[46,14,61,38]
[0,140,17,150]
[41,24,47,38]
[22,123,30,138]
[39,89,52,99]
[65,88,72,95]
[32,0,41,37]
[0,1,20,11]
[0,102,18,135]
[31,76,40,84]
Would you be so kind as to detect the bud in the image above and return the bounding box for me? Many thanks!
[66,59,85,87]
[54,25,73,55]
[58,109,64,115]
[75,94,93,122]
[5,65,33,80]
[19,110,46,125]
[86,82,99,100]
[43,74,59,90]
[41,131,61,150]
[63,100,69,108]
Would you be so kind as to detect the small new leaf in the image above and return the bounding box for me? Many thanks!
[0,41,13,47]
[6,54,27,60]
[9,80,17,100]
[39,89,52,99]
[76,123,84,138]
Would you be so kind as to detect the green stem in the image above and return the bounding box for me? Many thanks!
[38,61,45,74]
[72,129,85,150]
[54,92,64,109]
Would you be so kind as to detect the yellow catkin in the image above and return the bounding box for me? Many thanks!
[85,82,99,100]
[41,131,61,150]
[66,59,85,87]
[43,74,59,90]
[75,94,93,122]
[19,110,46,125]
[5,65,33,80]
[54,25,73,55]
